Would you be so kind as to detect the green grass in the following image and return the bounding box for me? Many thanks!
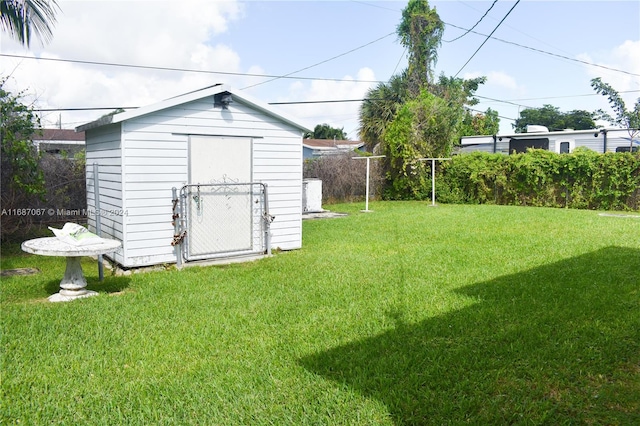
[2,203,639,425]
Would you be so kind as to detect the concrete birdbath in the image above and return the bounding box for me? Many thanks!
[21,237,121,302]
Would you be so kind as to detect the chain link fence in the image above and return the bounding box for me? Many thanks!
[173,183,272,263]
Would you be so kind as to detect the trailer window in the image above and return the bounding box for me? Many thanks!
[559,141,570,154]
[508,138,549,154]
[616,146,639,153]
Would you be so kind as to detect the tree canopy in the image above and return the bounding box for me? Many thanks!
[513,104,596,133]
[591,77,640,151]
[359,73,408,150]
[397,0,444,95]
[459,108,500,137]
[305,123,348,140]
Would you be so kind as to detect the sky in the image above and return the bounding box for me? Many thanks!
[1,0,639,138]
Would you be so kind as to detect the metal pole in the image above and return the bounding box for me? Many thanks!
[172,187,183,269]
[431,159,436,207]
[416,158,451,207]
[365,157,371,212]
[262,183,272,256]
[93,163,104,281]
[352,155,385,212]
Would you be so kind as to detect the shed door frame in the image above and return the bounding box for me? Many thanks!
[186,135,255,259]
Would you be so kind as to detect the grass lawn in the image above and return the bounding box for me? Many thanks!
[1,202,639,425]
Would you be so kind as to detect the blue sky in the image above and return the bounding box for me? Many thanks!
[2,0,638,138]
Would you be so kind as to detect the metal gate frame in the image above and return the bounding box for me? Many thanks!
[171,182,273,266]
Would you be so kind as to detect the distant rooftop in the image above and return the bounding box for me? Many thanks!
[33,128,85,142]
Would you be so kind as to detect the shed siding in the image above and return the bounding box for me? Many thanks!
[85,124,126,265]
[120,123,187,266]
[108,95,302,267]
[253,133,302,251]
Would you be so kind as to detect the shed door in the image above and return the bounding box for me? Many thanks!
[188,136,253,256]
[190,136,252,184]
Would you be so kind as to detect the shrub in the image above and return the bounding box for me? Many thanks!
[440,150,640,211]
[303,152,384,204]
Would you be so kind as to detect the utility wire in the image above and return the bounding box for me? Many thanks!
[444,0,499,43]
[0,53,384,84]
[353,0,637,77]
[4,23,637,87]
[444,22,640,77]
[240,31,395,89]
[454,0,521,77]
[37,88,640,113]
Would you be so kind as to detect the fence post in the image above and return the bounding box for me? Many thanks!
[172,187,183,269]
[263,183,272,256]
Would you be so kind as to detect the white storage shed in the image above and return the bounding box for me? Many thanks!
[77,84,311,268]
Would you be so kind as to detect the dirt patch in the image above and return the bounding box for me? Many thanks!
[302,210,348,220]
[1,267,41,277]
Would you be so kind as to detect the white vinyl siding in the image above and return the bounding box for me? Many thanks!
[85,94,304,267]
[85,123,126,265]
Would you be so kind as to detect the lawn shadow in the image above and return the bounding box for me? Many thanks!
[300,246,640,424]
[44,275,131,296]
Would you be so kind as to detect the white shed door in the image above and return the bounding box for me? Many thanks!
[188,136,253,257]
[190,136,251,184]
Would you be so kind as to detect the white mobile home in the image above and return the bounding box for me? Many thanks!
[77,84,311,268]
[459,126,639,155]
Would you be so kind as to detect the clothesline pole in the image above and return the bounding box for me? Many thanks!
[352,155,385,212]
[417,158,451,207]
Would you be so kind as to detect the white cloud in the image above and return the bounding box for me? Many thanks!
[275,67,377,138]
[0,0,244,128]
[577,39,640,109]
[463,70,523,94]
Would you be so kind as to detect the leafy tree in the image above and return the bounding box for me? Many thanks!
[1,78,46,239]
[591,77,640,151]
[460,108,500,137]
[382,89,463,199]
[0,0,59,46]
[397,0,444,96]
[427,74,493,139]
[564,109,597,131]
[513,104,595,133]
[305,123,348,140]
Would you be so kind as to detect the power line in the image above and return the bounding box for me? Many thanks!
[444,22,640,78]
[506,90,640,102]
[0,53,384,84]
[454,0,521,78]
[443,0,499,43]
[37,87,638,113]
[241,32,396,90]
[351,0,637,77]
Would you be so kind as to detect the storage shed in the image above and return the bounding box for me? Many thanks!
[77,84,311,268]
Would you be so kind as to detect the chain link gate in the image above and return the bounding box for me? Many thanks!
[172,182,273,264]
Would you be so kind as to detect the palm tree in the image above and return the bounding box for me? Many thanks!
[359,73,408,151]
[1,0,59,47]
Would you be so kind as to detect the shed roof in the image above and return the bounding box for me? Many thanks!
[33,128,85,142]
[76,84,312,133]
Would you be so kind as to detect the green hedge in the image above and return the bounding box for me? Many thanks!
[438,148,640,210]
